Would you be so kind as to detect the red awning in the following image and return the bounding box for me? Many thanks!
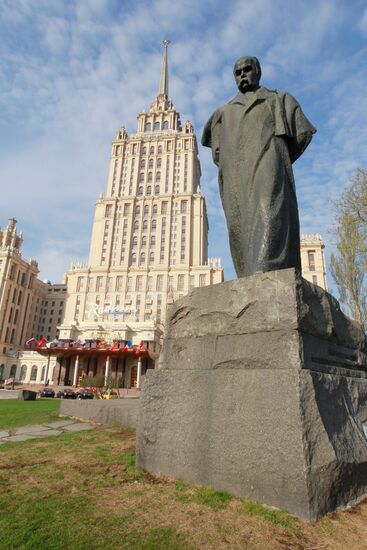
[33,347,155,359]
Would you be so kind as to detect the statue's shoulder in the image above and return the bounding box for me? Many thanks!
[214,103,227,114]
[260,87,294,102]
[207,104,226,125]
[260,86,278,95]
[269,88,301,106]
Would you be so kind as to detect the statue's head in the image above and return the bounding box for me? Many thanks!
[233,56,261,93]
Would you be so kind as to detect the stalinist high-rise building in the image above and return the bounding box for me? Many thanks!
[57,41,223,387]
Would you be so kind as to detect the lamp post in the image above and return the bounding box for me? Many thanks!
[137,357,142,390]
[44,353,51,386]
[72,354,79,387]
[104,355,110,387]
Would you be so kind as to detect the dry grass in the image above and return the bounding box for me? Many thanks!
[0,428,367,549]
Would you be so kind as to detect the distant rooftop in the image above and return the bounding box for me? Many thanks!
[301,234,324,242]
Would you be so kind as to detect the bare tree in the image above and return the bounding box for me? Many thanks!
[330,168,367,328]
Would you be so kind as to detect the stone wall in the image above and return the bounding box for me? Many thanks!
[60,399,140,428]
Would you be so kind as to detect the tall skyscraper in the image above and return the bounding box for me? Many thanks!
[57,41,223,387]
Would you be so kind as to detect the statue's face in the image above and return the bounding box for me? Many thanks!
[234,58,260,93]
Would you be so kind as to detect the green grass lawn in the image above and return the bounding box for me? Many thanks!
[0,427,366,550]
[0,399,60,430]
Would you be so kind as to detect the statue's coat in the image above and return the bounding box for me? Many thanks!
[202,86,316,277]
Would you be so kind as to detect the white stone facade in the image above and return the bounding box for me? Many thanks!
[0,218,67,382]
[57,42,224,385]
[300,234,327,290]
[5,351,58,385]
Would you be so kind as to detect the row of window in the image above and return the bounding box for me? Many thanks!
[12,364,51,382]
[43,300,64,307]
[3,326,16,344]
[130,144,165,156]
[105,200,188,220]
[307,250,316,271]
[138,170,161,183]
[114,135,193,157]
[39,315,62,325]
[2,288,44,345]
[140,157,162,169]
[7,306,19,325]
[8,264,33,288]
[76,278,204,323]
[8,285,23,306]
[130,251,156,265]
[73,271,211,323]
[76,272,209,295]
[144,121,169,131]
[137,184,160,196]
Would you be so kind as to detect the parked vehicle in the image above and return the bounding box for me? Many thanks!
[75,389,94,400]
[99,390,118,400]
[39,388,55,398]
[56,388,76,399]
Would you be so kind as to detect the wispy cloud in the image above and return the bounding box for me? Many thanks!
[359,6,367,35]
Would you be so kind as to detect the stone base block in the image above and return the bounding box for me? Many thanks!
[136,269,367,521]
[0,389,36,400]
[60,398,140,428]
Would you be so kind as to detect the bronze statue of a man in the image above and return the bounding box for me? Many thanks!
[202,56,316,277]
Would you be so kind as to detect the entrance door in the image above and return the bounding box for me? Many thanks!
[130,366,137,388]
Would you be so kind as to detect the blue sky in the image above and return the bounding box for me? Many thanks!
[1,0,367,294]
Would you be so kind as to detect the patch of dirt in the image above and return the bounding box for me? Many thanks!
[0,459,52,469]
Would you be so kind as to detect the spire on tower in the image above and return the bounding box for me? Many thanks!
[158,39,170,97]
[150,40,173,113]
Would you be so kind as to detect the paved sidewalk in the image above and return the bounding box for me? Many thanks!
[0,420,95,444]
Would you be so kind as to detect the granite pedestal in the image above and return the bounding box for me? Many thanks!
[136,269,367,521]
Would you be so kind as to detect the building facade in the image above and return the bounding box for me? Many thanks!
[300,234,327,290]
[0,218,67,382]
[54,41,223,388]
